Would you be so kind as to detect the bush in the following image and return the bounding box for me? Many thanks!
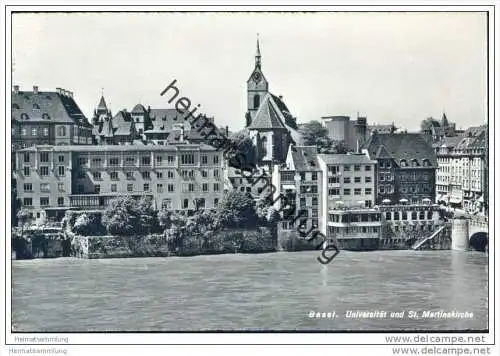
[102,196,157,236]
[216,190,259,229]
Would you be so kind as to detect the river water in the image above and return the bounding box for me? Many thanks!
[11,250,488,332]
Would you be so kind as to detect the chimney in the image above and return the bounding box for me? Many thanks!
[56,87,61,95]
[278,95,283,100]
[226,126,229,136]
[33,85,39,94]
[68,91,73,98]
[180,126,185,142]
[13,85,19,94]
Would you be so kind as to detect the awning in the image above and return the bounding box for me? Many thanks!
[449,197,462,204]
[399,199,408,203]
[282,184,296,190]
[382,199,391,204]
[423,198,431,202]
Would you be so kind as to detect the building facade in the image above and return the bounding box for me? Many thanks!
[15,143,225,224]
[11,85,93,152]
[321,115,368,152]
[364,132,437,205]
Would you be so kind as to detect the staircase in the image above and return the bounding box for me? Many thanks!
[412,225,446,250]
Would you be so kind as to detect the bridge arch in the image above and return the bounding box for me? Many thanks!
[469,232,488,252]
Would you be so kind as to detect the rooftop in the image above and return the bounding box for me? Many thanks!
[317,153,376,165]
[19,143,218,153]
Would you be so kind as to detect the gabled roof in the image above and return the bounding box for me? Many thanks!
[364,132,438,168]
[112,110,135,136]
[131,104,147,114]
[12,89,91,127]
[290,146,321,171]
[97,96,108,111]
[248,93,286,130]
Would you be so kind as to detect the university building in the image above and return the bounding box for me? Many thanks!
[15,143,225,224]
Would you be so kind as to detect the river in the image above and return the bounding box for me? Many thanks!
[11,250,488,332]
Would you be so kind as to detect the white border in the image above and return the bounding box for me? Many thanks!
[1,2,497,351]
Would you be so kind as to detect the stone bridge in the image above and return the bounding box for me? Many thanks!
[451,215,489,252]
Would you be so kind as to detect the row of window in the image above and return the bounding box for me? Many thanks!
[299,197,319,207]
[329,213,381,223]
[328,226,380,234]
[23,152,66,163]
[385,211,433,221]
[328,164,372,173]
[87,182,221,194]
[83,169,220,181]
[330,176,373,184]
[22,165,65,177]
[23,197,65,207]
[79,153,220,167]
[328,188,373,196]
[23,183,65,193]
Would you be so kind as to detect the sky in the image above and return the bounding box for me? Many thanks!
[12,12,487,132]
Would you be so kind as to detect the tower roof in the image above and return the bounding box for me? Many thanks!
[255,34,262,69]
[97,96,108,111]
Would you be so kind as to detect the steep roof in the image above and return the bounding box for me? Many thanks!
[97,96,108,112]
[364,132,438,168]
[12,89,91,127]
[112,110,135,136]
[248,93,286,130]
[290,146,321,171]
[131,104,147,114]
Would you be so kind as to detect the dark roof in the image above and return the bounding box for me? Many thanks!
[248,93,286,129]
[148,109,191,132]
[468,129,486,148]
[291,146,321,171]
[112,110,135,136]
[12,89,91,127]
[131,104,147,114]
[364,132,438,168]
[97,96,108,112]
[434,135,463,149]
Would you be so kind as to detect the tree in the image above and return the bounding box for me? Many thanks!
[420,117,439,132]
[16,208,31,235]
[73,214,92,236]
[216,190,258,228]
[102,196,142,236]
[299,121,337,153]
[136,196,157,234]
[157,208,172,231]
[227,131,257,170]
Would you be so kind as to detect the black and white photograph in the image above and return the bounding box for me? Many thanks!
[2,2,497,356]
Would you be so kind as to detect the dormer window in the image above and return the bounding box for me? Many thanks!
[42,113,51,120]
[423,159,430,167]
[411,159,419,167]
[400,159,408,167]
[20,113,29,120]
[12,103,20,109]
[33,103,40,110]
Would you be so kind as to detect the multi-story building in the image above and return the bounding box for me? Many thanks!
[321,115,368,152]
[11,85,93,152]
[434,126,486,210]
[14,143,225,224]
[364,132,437,205]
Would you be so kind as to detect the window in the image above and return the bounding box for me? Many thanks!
[213,169,219,179]
[329,177,339,184]
[168,184,174,192]
[144,183,150,192]
[109,158,119,166]
[214,183,220,192]
[365,165,372,171]
[111,184,117,192]
[202,183,209,192]
[427,211,432,220]
[94,184,100,194]
[411,211,417,220]
[40,197,49,206]
[127,184,133,192]
[57,197,64,206]
[23,153,30,163]
[157,172,164,179]
[394,212,400,220]
[379,173,385,181]
[110,172,119,180]
[141,156,151,165]
[57,126,66,136]
[40,166,49,176]
[156,156,163,165]
[21,128,27,136]
[312,172,317,181]
[40,183,50,192]
[329,188,340,195]
[31,128,38,136]
[365,176,372,183]
[402,211,408,220]
[183,199,189,209]
[354,177,361,183]
[125,157,136,165]
[78,157,88,166]
[354,165,361,171]
[23,183,33,192]
[201,155,208,164]
[91,158,103,167]
[365,188,372,195]
[167,171,174,179]
[189,183,195,192]
[23,198,33,206]
[344,165,350,171]
[213,155,219,164]
[58,166,65,176]
[400,159,408,167]
[126,172,134,180]
[167,155,175,164]
[43,128,49,136]
[214,198,219,206]
[201,170,208,178]
[157,184,164,193]
[312,197,318,206]
[423,159,430,167]
[181,154,195,165]
[142,171,151,180]
[343,189,351,195]
[343,177,351,184]
[92,171,102,180]
[40,152,49,162]
[162,199,172,209]
[354,188,362,195]
[253,94,260,109]
[385,212,392,221]
[419,211,425,220]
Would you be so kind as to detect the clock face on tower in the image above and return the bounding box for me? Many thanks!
[253,72,261,83]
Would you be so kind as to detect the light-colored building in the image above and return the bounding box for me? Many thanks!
[321,115,368,152]
[15,143,225,224]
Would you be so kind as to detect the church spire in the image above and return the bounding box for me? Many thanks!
[255,34,261,69]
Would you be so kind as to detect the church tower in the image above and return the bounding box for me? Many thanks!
[246,36,269,126]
